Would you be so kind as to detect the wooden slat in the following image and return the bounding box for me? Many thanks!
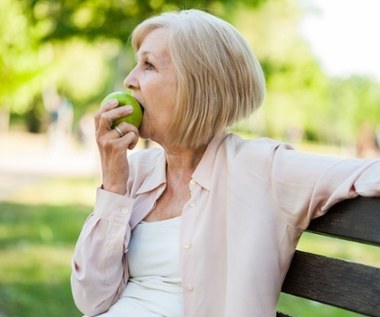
[282,250,380,317]
[307,197,380,246]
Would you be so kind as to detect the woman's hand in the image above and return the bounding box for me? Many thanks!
[94,99,139,195]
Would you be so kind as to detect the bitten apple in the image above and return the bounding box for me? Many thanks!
[101,91,143,128]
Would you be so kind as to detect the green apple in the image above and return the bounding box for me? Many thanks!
[101,91,143,128]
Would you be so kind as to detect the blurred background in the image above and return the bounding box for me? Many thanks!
[0,0,379,316]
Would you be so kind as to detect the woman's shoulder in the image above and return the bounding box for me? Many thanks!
[220,133,295,173]
[224,133,292,156]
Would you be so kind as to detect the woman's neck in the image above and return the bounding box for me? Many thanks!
[164,144,207,182]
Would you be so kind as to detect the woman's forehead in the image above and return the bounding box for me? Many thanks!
[136,29,172,64]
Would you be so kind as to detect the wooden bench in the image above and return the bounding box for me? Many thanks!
[277,197,380,317]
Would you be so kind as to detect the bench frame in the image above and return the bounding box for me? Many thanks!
[277,197,380,317]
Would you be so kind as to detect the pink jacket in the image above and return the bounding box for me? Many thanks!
[71,133,380,317]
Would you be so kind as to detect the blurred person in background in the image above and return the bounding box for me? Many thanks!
[356,122,380,158]
[43,87,73,155]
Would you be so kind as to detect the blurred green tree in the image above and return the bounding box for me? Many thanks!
[2,0,379,145]
[231,0,380,146]
[21,0,265,43]
[2,0,265,132]
[0,0,45,131]
[327,76,380,145]
[231,0,330,142]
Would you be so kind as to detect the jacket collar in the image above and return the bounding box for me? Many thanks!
[192,132,228,191]
[135,149,167,195]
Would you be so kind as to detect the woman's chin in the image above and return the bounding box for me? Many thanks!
[138,128,154,144]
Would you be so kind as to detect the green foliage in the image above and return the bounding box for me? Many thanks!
[2,0,265,130]
[232,0,329,140]
[231,0,380,145]
[327,76,380,140]
[2,0,380,144]
[0,0,45,114]
[21,0,265,42]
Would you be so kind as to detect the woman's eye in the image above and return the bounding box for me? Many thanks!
[144,61,154,70]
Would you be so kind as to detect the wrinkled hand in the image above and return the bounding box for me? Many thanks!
[94,99,139,195]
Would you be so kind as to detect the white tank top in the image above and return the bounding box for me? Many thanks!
[98,216,183,317]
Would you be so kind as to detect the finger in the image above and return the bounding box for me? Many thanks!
[94,99,118,128]
[97,106,134,133]
[115,123,139,148]
[101,98,119,111]
[114,125,124,138]
[124,131,140,150]
[107,130,139,151]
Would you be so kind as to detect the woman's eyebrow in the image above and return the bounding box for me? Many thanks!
[135,50,158,61]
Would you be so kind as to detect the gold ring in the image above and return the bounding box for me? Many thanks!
[114,126,124,138]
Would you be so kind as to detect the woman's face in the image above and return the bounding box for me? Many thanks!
[124,28,177,146]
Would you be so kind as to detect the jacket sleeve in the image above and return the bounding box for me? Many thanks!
[70,188,134,316]
[270,143,380,229]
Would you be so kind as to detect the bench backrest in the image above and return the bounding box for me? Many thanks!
[277,197,380,317]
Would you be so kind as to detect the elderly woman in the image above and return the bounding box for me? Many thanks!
[71,9,380,317]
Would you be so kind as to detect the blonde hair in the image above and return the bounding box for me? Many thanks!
[131,9,265,148]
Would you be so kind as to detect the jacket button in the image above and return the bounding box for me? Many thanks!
[184,242,192,249]
[186,284,194,292]
[121,207,129,214]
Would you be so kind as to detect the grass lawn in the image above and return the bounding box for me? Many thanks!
[0,175,379,316]
[0,177,96,317]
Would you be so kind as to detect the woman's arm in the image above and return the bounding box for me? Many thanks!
[71,189,134,316]
[71,97,140,316]
[270,143,380,229]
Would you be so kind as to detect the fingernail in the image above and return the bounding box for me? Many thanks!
[108,99,118,106]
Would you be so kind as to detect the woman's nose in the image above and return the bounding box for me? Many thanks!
[123,68,139,90]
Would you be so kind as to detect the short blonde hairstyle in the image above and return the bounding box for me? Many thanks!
[131,9,265,148]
